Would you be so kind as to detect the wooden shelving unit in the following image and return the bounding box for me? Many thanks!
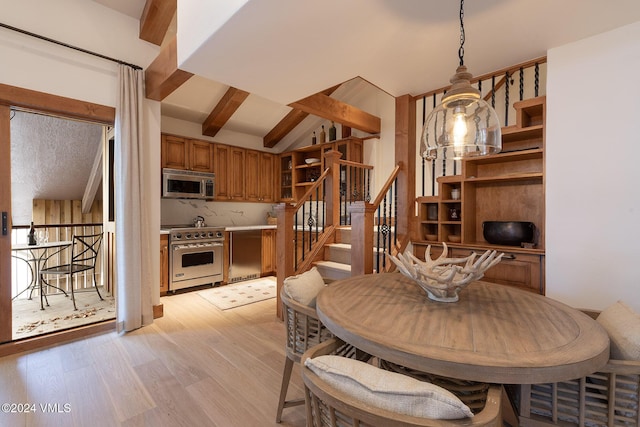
[415,96,546,294]
[279,137,363,202]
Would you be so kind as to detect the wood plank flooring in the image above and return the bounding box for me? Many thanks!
[0,289,307,426]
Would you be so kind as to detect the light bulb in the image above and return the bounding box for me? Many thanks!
[452,106,468,147]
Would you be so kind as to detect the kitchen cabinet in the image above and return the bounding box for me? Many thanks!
[213,143,230,200]
[261,229,276,275]
[415,96,546,293]
[160,233,168,295]
[229,146,245,200]
[213,144,245,201]
[279,152,294,201]
[161,134,214,173]
[246,150,275,202]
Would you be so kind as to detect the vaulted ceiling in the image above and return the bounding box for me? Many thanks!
[95,0,640,149]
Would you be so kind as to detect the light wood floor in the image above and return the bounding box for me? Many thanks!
[0,290,307,426]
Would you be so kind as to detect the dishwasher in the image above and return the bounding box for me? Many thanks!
[229,229,262,283]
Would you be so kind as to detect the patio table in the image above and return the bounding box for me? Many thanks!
[12,240,72,310]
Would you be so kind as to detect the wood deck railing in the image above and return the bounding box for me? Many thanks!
[11,223,106,299]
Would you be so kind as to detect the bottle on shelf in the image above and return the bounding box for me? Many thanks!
[329,121,336,141]
[28,221,37,246]
[319,125,326,144]
[312,131,317,145]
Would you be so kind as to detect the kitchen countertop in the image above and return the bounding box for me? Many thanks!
[225,225,277,231]
[160,225,276,234]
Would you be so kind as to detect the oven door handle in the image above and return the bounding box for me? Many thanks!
[172,242,223,250]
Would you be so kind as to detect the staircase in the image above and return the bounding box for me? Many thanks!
[315,227,353,281]
[314,226,394,281]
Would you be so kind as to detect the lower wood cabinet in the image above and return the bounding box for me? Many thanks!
[160,233,169,295]
[261,229,276,275]
[413,242,545,295]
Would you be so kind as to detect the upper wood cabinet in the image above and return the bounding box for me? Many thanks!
[229,146,245,200]
[213,144,246,201]
[246,150,275,202]
[213,143,231,200]
[161,134,214,173]
[161,133,277,203]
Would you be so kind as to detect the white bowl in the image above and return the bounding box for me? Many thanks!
[305,158,320,165]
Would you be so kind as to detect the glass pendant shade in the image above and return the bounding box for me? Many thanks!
[421,66,502,160]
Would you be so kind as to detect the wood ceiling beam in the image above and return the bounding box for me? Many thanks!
[82,145,102,214]
[139,0,176,46]
[263,85,340,148]
[145,36,193,101]
[201,87,250,137]
[289,93,381,135]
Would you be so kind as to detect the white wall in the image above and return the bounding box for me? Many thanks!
[1,0,163,306]
[546,21,640,312]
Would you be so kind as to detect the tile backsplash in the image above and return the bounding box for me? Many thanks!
[161,199,274,227]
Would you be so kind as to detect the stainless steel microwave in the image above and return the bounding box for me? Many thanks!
[162,168,215,199]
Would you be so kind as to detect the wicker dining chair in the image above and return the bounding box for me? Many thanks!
[40,233,104,310]
[276,288,333,423]
[515,307,640,426]
[301,338,503,427]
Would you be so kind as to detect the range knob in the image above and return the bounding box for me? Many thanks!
[208,232,214,238]
[216,231,223,238]
[185,233,192,239]
[174,233,182,239]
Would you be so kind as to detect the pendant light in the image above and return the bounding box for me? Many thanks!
[421,0,501,160]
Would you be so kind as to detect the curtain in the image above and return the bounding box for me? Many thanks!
[114,64,153,332]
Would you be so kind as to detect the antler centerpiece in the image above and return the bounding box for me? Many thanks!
[389,243,503,302]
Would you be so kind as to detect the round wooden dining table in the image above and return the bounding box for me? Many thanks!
[316,272,610,384]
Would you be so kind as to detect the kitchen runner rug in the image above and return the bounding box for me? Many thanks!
[197,278,276,310]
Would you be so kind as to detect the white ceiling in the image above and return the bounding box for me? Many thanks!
[10,111,103,224]
[178,0,640,104]
[95,0,640,142]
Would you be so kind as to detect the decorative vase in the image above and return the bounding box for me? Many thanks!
[329,121,336,141]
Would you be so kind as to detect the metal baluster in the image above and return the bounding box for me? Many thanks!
[340,164,345,226]
[534,63,539,97]
[504,71,510,127]
[294,213,299,270]
[386,185,393,269]
[322,179,326,230]
[365,169,371,202]
[381,195,388,271]
[376,204,382,273]
[308,194,313,252]
[519,67,524,101]
[393,178,398,248]
[431,94,437,196]
[491,75,496,108]
[421,96,426,196]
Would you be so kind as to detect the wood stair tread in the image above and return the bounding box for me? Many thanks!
[314,260,351,271]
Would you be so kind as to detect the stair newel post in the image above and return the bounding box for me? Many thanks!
[349,201,375,276]
[275,202,296,319]
[323,150,343,227]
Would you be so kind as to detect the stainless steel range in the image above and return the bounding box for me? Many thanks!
[169,226,224,292]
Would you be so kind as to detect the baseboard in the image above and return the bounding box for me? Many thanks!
[153,303,164,318]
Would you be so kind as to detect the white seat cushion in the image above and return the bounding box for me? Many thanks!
[597,301,640,360]
[283,267,326,307]
[305,355,474,420]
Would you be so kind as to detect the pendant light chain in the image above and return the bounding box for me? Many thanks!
[458,0,465,66]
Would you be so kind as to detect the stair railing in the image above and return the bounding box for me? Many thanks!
[350,163,403,276]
